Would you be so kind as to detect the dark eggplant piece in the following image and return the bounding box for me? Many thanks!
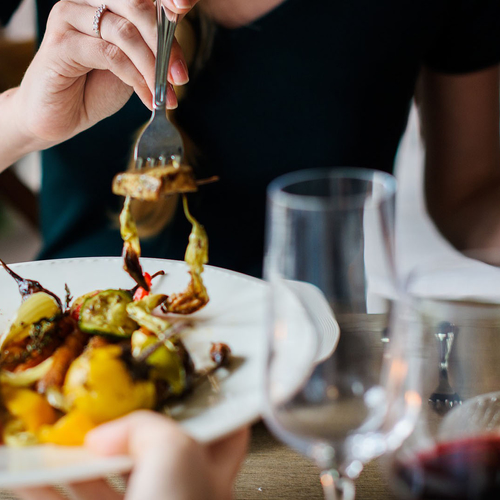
[0,259,62,308]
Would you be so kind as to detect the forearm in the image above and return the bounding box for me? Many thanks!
[420,64,500,254]
[0,87,47,171]
[427,179,500,252]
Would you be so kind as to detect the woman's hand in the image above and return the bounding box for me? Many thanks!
[8,0,197,153]
[13,411,250,500]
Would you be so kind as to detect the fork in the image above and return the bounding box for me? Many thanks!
[428,321,462,415]
[133,3,184,169]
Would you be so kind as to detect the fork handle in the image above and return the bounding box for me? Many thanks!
[155,3,178,110]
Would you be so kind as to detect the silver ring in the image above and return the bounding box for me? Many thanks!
[92,4,107,37]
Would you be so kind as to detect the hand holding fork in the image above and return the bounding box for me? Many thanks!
[133,2,185,169]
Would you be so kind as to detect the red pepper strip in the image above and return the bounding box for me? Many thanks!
[133,273,152,301]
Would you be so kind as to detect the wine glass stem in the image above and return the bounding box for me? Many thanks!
[320,470,355,500]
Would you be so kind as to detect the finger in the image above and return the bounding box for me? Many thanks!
[207,426,250,482]
[66,0,160,52]
[168,37,189,86]
[59,1,189,87]
[11,487,66,500]
[166,82,178,109]
[65,479,124,500]
[162,0,201,17]
[85,410,186,458]
[51,29,153,108]
[53,2,156,94]
[64,0,156,52]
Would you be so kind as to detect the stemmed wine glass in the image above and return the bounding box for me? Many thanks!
[388,252,500,500]
[263,168,421,500]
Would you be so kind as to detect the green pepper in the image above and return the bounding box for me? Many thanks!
[126,294,170,336]
[131,330,186,396]
[78,290,137,337]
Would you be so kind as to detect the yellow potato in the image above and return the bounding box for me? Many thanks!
[38,411,96,446]
[64,345,156,424]
[2,387,57,433]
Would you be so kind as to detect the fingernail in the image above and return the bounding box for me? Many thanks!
[171,59,189,85]
[173,0,191,9]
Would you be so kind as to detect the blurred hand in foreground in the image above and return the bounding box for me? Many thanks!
[13,410,250,500]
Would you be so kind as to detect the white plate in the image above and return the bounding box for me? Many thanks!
[0,257,273,488]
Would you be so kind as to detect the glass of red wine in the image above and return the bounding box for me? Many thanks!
[390,252,500,500]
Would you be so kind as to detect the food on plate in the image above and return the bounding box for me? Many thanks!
[0,261,231,447]
[0,254,226,447]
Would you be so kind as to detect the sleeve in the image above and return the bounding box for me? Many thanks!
[424,0,500,74]
[0,0,24,27]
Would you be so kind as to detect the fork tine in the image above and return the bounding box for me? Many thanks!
[135,156,144,170]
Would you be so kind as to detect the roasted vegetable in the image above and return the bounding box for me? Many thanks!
[38,411,96,446]
[69,290,100,321]
[119,196,150,291]
[0,260,62,308]
[132,330,187,396]
[0,315,75,376]
[112,162,198,201]
[127,294,171,336]
[0,292,62,351]
[63,345,156,423]
[210,343,232,368]
[0,357,53,387]
[162,195,209,314]
[36,328,88,394]
[78,290,137,337]
[2,387,57,434]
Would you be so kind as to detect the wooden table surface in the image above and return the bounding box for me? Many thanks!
[235,421,397,500]
[234,312,397,500]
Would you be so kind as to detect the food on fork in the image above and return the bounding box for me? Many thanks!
[112,162,198,201]
[119,195,151,291]
[162,196,209,314]
[112,157,218,202]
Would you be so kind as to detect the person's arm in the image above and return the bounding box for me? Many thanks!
[418,64,500,253]
[0,87,44,171]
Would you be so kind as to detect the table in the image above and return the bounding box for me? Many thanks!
[235,422,397,500]
[235,313,397,499]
